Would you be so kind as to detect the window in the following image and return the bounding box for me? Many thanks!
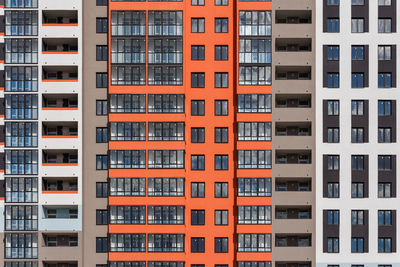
[239,11,272,36]
[192,18,205,33]
[110,178,145,197]
[352,46,364,60]
[148,38,182,64]
[148,150,184,169]
[215,182,228,198]
[191,128,205,143]
[327,46,339,60]
[378,238,392,253]
[378,210,392,225]
[351,210,364,225]
[191,100,205,115]
[215,238,228,253]
[5,233,38,258]
[96,128,108,143]
[327,128,339,143]
[148,122,184,141]
[191,155,205,170]
[378,128,392,143]
[327,155,339,170]
[5,205,38,231]
[5,39,38,64]
[378,73,392,88]
[111,38,145,64]
[96,155,108,170]
[5,66,38,92]
[96,18,108,33]
[109,150,146,169]
[238,150,271,169]
[327,73,339,88]
[111,11,145,36]
[215,45,228,60]
[148,177,184,197]
[238,178,271,197]
[215,155,228,170]
[111,66,146,85]
[96,73,108,88]
[191,182,205,198]
[148,11,182,36]
[239,39,271,64]
[96,182,108,198]
[378,100,392,116]
[239,66,271,85]
[215,0,228,5]
[351,183,364,198]
[238,263,271,267]
[351,237,364,253]
[109,206,145,224]
[238,206,271,224]
[146,94,183,113]
[352,100,364,115]
[215,127,228,143]
[378,46,391,60]
[215,18,228,33]
[378,183,392,198]
[351,128,364,143]
[327,182,339,198]
[5,263,39,267]
[191,210,205,225]
[352,73,364,88]
[148,263,183,267]
[96,210,108,225]
[5,11,38,36]
[97,0,107,5]
[327,237,339,253]
[378,155,392,170]
[237,234,271,252]
[96,45,108,61]
[191,45,205,60]
[327,210,339,225]
[109,94,145,113]
[191,237,205,252]
[352,0,364,4]
[110,122,146,141]
[148,206,184,224]
[5,94,38,120]
[379,0,391,5]
[327,100,339,115]
[215,100,228,115]
[238,94,271,113]
[192,0,204,5]
[378,18,392,33]
[5,122,38,148]
[238,122,271,141]
[110,234,146,252]
[215,210,228,225]
[351,155,364,170]
[351,19,364,33]
[327,0,339,5]
[191,73,205,88]
[327,18,339,33]
[5,177,38,203]
[215,73,229,88]
[5,150,38,175]
[96,100,108,115]
[5,0,38,7]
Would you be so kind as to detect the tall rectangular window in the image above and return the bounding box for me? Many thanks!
[191,128,205,143]
[5,39,38,64]
[215,155,228,170]
[327,237,339,253]
[378,18,392,33]
[191,45,205,60]
[378,73,392,88]
[215,18,228,33]
[215,127,228,143]
[351,237,364,253]
[96,127,108,143]
[327,18,339,32]
[215,45,228,60]
[327,45,339,60]
[96,18,108,33]
[378,238,392,253]
[327,73,339,88]
[351,18,364,33]
[5,11,38,36]
[191,18,205,33]
[96,155,108,170]
[215,100,228,116]
[96,100,108,115]
[378,46,391,60]
[352,73,364,88]
[191,182,205,198]
[215,73,229,88]
[191,100,205,116]
[96,45,108,61]
[352,46,364,60]
[96,73,108,88]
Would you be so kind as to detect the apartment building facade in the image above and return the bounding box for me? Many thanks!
[0,0,83,266]
[317,1,400,267]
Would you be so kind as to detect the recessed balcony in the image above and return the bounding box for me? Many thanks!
[42,66,78,82]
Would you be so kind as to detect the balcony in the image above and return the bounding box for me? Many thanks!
[275,206,312,219]
[277,262,311,267]
[43,233,78,247]
[43,122,78,138]
[42,10,78,26]
[275,178,311,192]
[43,262,78,267]
[42,94,78,110]
[42,66,78,82]
[276,151,312,164]
[275,10,312,24]
[40,205,80,231]
[276,94,311,108]
[276,66,311,80]
[276,38,312,52]
[275,234,312,247]
[43,177,78,193]
[43,150,78,166]
[276,122,311,137]
[43,38,78,54]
